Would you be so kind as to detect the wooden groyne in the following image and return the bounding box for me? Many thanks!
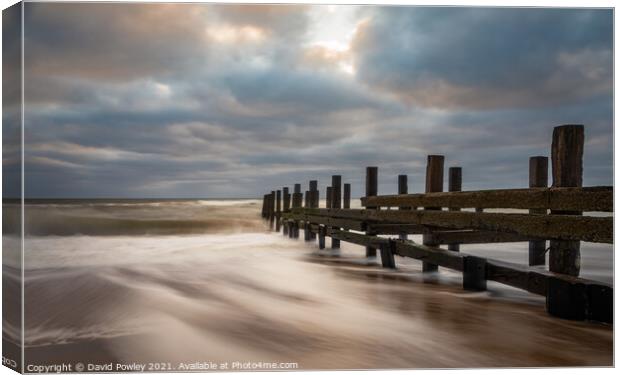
[261,125,613,324]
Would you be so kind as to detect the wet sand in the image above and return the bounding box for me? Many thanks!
[20,240,613,370]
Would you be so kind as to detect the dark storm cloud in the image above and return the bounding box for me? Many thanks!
[15,3,613,198]
[352,7,612,109]
[23,3,212,81]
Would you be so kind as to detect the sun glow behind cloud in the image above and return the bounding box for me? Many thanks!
[206,24,266,44]
[304,5,362,75]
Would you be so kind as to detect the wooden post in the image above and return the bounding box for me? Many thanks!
[380,240,396,269]
[365,167,378,257]
[303,190,311,241]
[549,125,583,276]
[398,174,408,240]
[448,167,462,252]
[261,194,267,219]
[309,180,319,208]
[304,221,311,241]
[529,156,548,266]
[309,180,318,240]
[269,191,275,230]
[343,183,351,209]
[331,175,342,209]
[276,190,281,232]
[422,155,444,272]
[292,184,302,238]
[463,256,487,291]
[282,187,290,236]
[331,175,341,249]
[326,186,333,209]
[321,186,332,249]
[319,226,326,249]
[546,278,586,320]
[283,187,290,211]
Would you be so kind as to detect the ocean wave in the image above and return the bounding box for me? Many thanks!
[3,200,265,236]
[18,216,265,236]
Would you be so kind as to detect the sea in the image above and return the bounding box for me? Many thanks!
[1,199,613,369]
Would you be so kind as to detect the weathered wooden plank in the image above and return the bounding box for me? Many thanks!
[321,216,365,232]
[366,223,430,235]
[288,208,612,243]
[282,212,366,232]
[485,259,548,295]
[392,240,465,271]
[328,228,388,248]
[361,186,612,212]
[428,230,532,244]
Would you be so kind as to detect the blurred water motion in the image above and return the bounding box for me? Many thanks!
[2,199,612,369]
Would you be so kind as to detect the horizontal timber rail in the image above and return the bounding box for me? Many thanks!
[261,124,613,324]
[286,208,612,244]
[361,186,612,212]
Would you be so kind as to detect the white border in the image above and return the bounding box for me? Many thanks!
[0,2,616,375]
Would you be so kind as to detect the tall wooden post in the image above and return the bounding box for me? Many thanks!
[303,190,311,241]
[343,183,351,209]
[309,180,318,240]
[398,174,408,240]
[529,156,548,266]
[365,167,378,257]
[261,194,267,219]
[282,187,290,236]
[448,167,461,252]
[422,155,444,272]
[269,191,275,230]
[326,186,333,209]
[283,187,290,211]
[275,190,281,232]
[320,186,332,249]
[331,175,342,249]
[292,184,302,238]
[549,125,583,276]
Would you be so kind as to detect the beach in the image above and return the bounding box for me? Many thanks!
[2,199,613,370]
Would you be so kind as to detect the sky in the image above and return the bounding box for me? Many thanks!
[2,3,614,198]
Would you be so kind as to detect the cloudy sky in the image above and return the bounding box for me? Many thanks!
[4,3,614,198]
